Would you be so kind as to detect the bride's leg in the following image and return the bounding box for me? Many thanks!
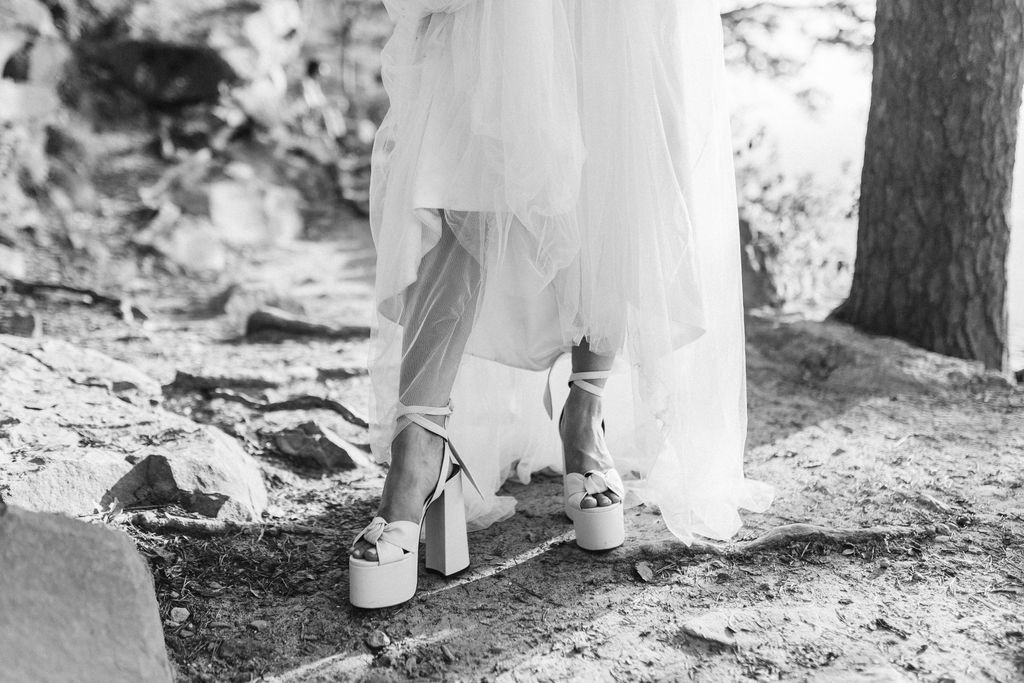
[561,339,621,508]
[353,217,482,561]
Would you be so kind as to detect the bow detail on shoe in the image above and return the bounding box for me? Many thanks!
[583,470,620,497]
[352,516,419,565]
[564,468,625,512]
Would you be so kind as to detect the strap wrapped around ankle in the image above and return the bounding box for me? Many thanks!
[543,367,613,418]
[393,401,482,499]
[395,401,453,441]
[568,371,611,397]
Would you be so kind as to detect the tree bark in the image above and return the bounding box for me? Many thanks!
[835,0,1024,370]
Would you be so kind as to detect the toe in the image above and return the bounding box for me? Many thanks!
[350,546,364,559]
[606,492,621,504]
[580,495,598,509]
[364,547,379,562]
[595,493,612,507]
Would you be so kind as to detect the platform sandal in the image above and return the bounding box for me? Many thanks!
[555,370,626,551]
[349,402,479,609]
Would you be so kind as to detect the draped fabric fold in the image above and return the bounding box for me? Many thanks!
[368,0,773,544]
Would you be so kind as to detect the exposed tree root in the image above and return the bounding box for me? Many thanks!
[125,511,342,538]
[208,389,369,428]
[245,308,370,341]
[642,523,938,557]
[8,278,148,321]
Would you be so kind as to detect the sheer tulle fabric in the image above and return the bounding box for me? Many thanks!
[368,0,774,543]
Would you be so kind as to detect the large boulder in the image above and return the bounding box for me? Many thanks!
[0,336,267,521]
[0,504,173,682]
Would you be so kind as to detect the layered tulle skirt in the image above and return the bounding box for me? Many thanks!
[368,0,773,543]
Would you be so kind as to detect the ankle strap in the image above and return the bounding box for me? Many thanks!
[543,367,611,419]
[568,371,610,397]
[395,401,453,440]
[393,400,482,499]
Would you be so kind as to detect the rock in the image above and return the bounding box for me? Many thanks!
[77,40,238,109]
[14,337,162,401]
[272,421,371,470]
[166,370,282,392]
[317,366,367,381]
[679,612,738,648]
[245,307,370,341]
[0,505,173,682]
[807,666,911,682]
[248,619,269,632]
[0,311,40,337]
[0,244,27,279]
[0,335,267,522]
[366,630,391,650]
[170,607,190,623]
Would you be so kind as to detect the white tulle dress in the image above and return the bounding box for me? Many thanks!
[368,0,774,544]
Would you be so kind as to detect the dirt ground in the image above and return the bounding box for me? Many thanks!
[8,132,1024,682]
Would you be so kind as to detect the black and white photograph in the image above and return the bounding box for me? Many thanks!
[0,0,1022,681]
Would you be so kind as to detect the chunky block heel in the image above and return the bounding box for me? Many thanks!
[349,402,479,608]
[424,473,470,575]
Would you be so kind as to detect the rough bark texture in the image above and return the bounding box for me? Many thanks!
[836,0,1024,370]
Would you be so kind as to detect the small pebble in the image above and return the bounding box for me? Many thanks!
[935,534,952,543]
[170,607,190,623]
[249,620,269,632]
[934,523,953,536]
[366,630,391,650]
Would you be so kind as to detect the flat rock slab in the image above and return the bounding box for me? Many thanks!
[0,336,267,521]
[271,420,372,470]
[0,504,173,683]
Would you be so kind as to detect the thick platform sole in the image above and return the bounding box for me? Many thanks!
[567,503,625,551]
[349,552,417,609]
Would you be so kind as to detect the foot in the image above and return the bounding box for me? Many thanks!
[350,420,447,563]
[559,386,621,509]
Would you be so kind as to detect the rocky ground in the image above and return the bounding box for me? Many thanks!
[1,129,1023,683]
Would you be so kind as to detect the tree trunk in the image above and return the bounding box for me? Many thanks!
[835,0,1024,370]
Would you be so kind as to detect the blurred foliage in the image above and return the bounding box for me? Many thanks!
[734,122,858,315]
[722,0,874,77]
[0,0,872,311]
